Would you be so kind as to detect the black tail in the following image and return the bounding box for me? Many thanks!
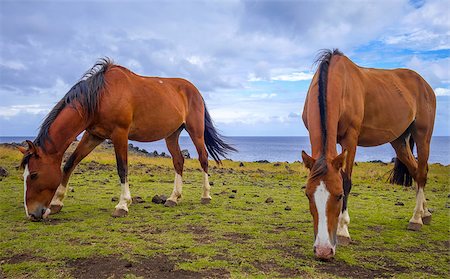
[389,135,415,187]
[203,103,237,164]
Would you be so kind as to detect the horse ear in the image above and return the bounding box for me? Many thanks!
[25,140,37,154]
[332,150,348,170]
[302,150,315,170]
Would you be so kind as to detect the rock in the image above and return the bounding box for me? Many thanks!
[265,197,274,203]
[285,206,292,211]
[229,194,235,199]
[181,149,191,159]
[151,195,163,204]
[232,189,237,193]
[69,187,74,192]
[111,197,118,202]
[209,181,214,186]
[395,201,404,206]
[132,196,145,203]
[239,162,245,167]
[0,166,8,177]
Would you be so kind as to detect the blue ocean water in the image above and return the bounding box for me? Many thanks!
[1,136,449,165]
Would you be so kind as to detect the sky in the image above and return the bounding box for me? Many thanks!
[0,0,449,137]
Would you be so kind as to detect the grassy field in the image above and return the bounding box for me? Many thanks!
[0,143,449,278]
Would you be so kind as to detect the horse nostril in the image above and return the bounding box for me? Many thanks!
[41,208,46,215]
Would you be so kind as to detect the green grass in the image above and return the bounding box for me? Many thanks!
[0,144,449,278]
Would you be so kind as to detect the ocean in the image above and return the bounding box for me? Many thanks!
[1,136,449,165]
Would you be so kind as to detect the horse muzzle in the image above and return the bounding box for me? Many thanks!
[314,245,335,261]
[28,206,51,221]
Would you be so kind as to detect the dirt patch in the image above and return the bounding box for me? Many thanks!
[185,224,215,244]
[1,253,47,264]
[223,232,253,244]
[67,254,229,279]
[317,260,387,278]
[367,225,384,233]
[317,254,414,279]
[253,259,307,278]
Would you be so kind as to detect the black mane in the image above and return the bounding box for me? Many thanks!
[311,49,343,177]
[34,58,113,150]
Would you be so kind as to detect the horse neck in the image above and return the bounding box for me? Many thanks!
[41,106,87,159]
[310,56,345,160]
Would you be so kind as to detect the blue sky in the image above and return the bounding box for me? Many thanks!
[0,0,449,136]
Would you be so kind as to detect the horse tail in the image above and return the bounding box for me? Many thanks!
[389,134,415,187]
[203,102,237,164]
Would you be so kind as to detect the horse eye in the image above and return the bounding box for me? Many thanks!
[30,173,38,180]
[337,194,343,201]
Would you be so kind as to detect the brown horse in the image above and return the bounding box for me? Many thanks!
[301,49,436,260]
[18,58,235,221]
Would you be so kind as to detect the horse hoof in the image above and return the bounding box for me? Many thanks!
[164,200,177,207]
[337,235,351,246]
[407,222,422,231]
[422,215,432,225]
[201,198,211,204]
[49,204,63,215]
[111,208,128,218]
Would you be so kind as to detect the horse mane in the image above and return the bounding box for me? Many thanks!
[311,49,343,177]
[33,58,113,150]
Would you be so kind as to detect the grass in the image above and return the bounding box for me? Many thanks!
[0,144,449,278]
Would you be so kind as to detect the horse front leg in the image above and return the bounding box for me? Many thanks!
[337,134,357,245]
[111,131,131,217]
[50,132,103,214]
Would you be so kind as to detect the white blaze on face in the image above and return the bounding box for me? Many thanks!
[314,181,332,247]
[23,164,30,217]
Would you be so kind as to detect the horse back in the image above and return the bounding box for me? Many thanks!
[356,67,435,145]
[88,66,204,141]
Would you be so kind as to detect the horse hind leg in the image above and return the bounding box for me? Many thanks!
[50,132,103,214]
[186,121,211,204]
[164,128,184,207]
[411,125,433,228]
[390,133,427,230]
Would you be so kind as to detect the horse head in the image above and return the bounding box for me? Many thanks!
[18,140,62,221]
[302,150,347,260]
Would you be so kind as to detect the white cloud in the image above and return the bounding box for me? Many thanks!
[435,88,450,96]
[0,60,26,70]
[0,104,49,118]
[406,56,450,88]
[272,72,314,81]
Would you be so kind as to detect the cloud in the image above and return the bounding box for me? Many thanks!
[406,56,450,88]
[0,0,448,136]
[435,88,450,96]
[382,0,450,50]
[272,72,314,81]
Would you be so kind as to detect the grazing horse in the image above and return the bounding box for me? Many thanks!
[301,49,436,260]
[19,58,235,221]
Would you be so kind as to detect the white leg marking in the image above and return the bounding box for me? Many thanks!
[115,182,131,211]
[168,173,183,202]
[23,164,29,217]
[337,209,350,238]
[50,184,67,207]
[421,191,432,218]
[409,187,425,224]
[202,171,211,199]
[314,181,332,248]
